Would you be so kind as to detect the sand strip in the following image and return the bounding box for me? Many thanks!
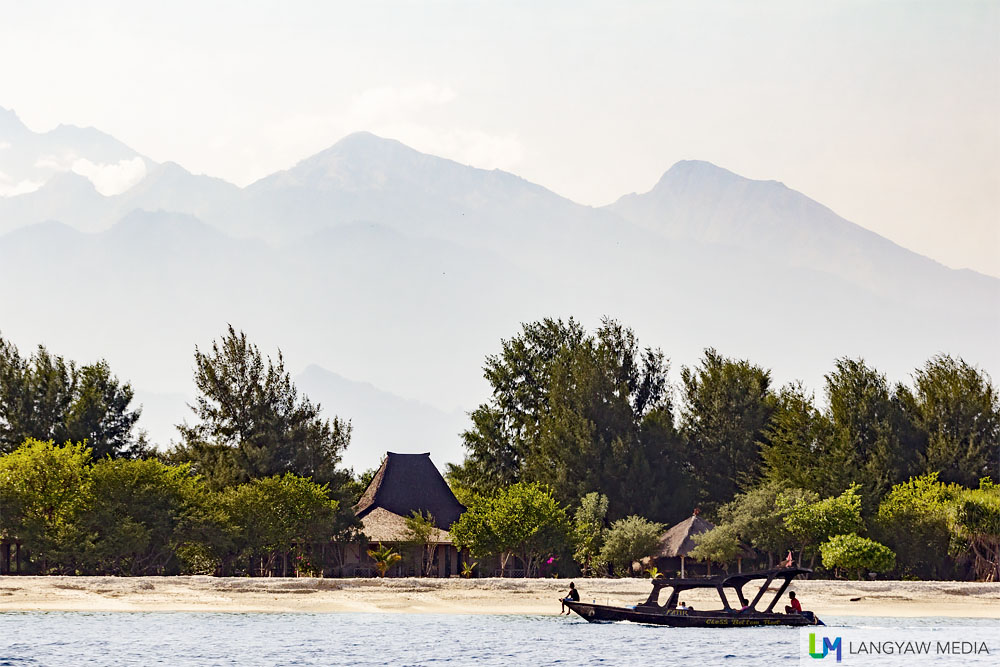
[1,577,997,618]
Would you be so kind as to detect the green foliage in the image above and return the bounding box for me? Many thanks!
[403,510,437,576]
[218,473,340,576]
[572,492,608,575]
[680,348,774,507]
[0,337,145,458]
[174,325,352,488]
[449,481,570,576]
[820,533,895,578]
[912,355,999,487]
[598,515,663,576]
[367,542,402,578]
[460,560,477,578]
[711,482,815,561]
[450,318,585,495]
[81,458,219,575]
[0,439,93,571]
[873,473,958,578]
[780,485,864,565]
[760,383,833,495]
[690,524,743,565]
[823,358,914,511]
[949,480,1000,581]
[452,318,688,521]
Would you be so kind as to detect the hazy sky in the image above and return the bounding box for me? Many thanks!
[2,0,998,276]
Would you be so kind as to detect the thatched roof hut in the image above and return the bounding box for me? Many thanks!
[654,511,716,560]
[354,452,465,543]
[651,510,754,577]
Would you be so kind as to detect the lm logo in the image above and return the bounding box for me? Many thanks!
[809,633,842,662]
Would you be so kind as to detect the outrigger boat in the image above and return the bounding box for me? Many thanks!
[566,567,823,627]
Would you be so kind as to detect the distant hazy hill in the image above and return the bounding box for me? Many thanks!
[0,107,148,207]
[606,160,997,306]
[133,365,467,474]
[1,113,996,471]
[296,365,468,474]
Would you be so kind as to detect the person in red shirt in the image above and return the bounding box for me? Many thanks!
[784,591,803,614]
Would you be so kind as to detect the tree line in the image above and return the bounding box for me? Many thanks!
[0,326,362,575]
[1,318,997,579]
[446,317,999,580]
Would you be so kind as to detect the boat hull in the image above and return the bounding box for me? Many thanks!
[565,602,820,627]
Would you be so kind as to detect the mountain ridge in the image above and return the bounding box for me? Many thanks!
[0,113,995,472]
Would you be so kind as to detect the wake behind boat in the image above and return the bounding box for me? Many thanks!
[566,567,823,627]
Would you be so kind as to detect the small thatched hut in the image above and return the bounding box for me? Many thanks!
[649,510,716,578]
[647,510,754,577]
[350,452,466,577]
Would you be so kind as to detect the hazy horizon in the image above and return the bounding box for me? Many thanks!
[1,1,997,276]
[0,2,997,473]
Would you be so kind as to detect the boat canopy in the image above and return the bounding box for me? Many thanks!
[642,568,812,613]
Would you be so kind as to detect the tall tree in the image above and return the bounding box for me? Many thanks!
[680,348,774,507]
[0,337,144,457]
[823,358,912,510]
[531,320,682,519]
[447,318,585,494]
[65,361,147,459]
[911,355,999,487]
[174,326,352,488]
[450,318,687,520]
[759,382,835,495]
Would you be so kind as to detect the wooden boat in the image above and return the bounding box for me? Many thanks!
[566,567,823,627]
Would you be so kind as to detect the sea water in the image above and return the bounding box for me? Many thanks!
[0,613,996,666]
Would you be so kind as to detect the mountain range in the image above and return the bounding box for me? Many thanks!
[1,107,996,473]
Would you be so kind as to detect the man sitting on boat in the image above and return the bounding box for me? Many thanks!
[784,591,803,614]
[559,582,580,614]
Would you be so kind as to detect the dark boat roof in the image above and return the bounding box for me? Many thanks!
[650,567,812,589]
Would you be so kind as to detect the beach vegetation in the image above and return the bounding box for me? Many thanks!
[218,473,340,577]
[449,481,570,577]
[780,485,864,568]
[367,542,402,577]
[911,355,999,488]
[598,515,662,576]
[572,492,608,576]
[820,533,895,579]
[0,324,997,580]
[403,510,438,576]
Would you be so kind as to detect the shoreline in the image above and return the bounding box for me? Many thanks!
[1,577,998,618]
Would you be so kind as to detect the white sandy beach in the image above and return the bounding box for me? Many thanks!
[1,577,998,618]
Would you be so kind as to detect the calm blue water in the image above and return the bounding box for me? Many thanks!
[0,613,995,666]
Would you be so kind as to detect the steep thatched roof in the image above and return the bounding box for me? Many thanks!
[653,512,716,558]
[354,452,465,532]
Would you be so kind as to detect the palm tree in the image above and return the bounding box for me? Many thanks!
[367,542,402,578]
